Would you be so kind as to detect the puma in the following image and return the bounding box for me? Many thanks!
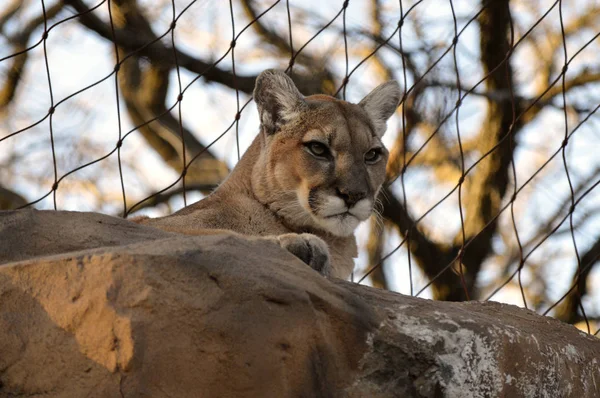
[137,69,400,279]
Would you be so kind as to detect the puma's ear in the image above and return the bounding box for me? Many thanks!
[358,80,401,137]
[254,69,306,135]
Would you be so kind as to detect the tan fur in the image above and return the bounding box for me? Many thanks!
[137,70,400,279]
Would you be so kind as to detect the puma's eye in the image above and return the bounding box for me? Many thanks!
[305,141,330,158]
[365,148,382,163]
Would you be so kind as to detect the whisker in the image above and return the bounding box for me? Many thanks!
[379,188,390,202]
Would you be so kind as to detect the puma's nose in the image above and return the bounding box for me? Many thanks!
[336,188,367,207]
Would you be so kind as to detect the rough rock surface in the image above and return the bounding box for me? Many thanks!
[0,209,599,397]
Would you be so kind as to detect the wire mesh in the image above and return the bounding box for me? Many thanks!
[1,0,599,334]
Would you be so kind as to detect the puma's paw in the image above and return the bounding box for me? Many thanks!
[274,233,331,276]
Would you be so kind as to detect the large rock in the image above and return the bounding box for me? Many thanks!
[0,209,598,397]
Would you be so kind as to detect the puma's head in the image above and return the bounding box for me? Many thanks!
[252,69,401,237]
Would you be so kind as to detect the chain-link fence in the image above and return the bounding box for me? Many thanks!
[1,0,599,334]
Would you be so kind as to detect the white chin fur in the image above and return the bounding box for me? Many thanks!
[298,192,371,237]
[316,214,360,236]
[349,199,373,220]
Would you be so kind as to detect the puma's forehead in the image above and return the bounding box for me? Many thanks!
[299,94,381,149]
[304,94,373,126]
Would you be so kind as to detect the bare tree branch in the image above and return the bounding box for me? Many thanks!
[423,79,597,115]
[381,1,522,301]
[451,0,521,300]
[101,0,228,184]
[118,53,229,183]
[366,217,388,290]
[500,166,600,278]
[554,236,600,324]
[239,0,328,72]
[380,187,454,290]
[0,2,64,110]
[0,0,22,33]
[63,0,330,95]
[543,5,600,85]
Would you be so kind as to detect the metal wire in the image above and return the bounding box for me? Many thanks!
[1,0,599,333]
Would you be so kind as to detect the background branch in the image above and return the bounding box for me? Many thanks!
[65,0,331,96]
[554,236,600,324]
